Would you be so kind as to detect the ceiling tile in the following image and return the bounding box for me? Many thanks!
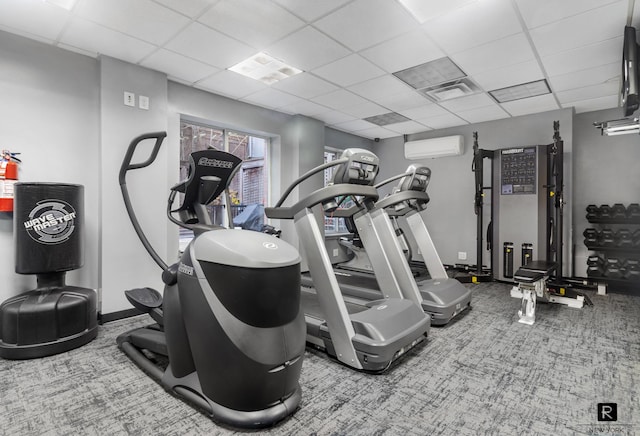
[515,0,623,29]
[562,95,619,114]
[271,73,339,99]
[456,104,510,123]
[331,119,378,132]
[376,91,432,112]
[241,87,302,109]
[418,113,468,129]
[314,0,418,51]
[312,54,385,87]
[385,120,430,134]
[548,62,619,92]
[348,75,414,102]
[360,29,444,73]
[75,0,190,45]
[60,18,156,64]
[472,60,544,91]
[141,49,219,83]
[195,70,267,99]
[340,101,388,118]
[451,33,536,77]
[528,1,627,57]
[153,0,216,18]
[555,82,619,104]
[313,110,356,125]
[398,0,477,24]
[311,89,370,110]
[353,126,399,140]
[273,0,351,22]
[423,0,523,54]
[541,37,622,77]
[398,104,451,119]
[500,94,559,116]
[265,26,350,71]
[277,99,330,116]
[198,0,304,49]
[165,22,255,68]
[0,0,70,41]
[439,93,496,112]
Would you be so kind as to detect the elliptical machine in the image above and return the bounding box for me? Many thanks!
[116,132,305,428]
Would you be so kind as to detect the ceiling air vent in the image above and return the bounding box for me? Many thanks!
[418,78,481,102]
[364,112,410,126]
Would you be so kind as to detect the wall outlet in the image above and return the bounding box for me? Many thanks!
[458,251,467,261]
[124,91,135,107]
[139,95,149,110]
[332,248,339,257]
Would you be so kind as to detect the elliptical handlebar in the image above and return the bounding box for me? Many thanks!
[119,132,169,272]
[118,132,167,186]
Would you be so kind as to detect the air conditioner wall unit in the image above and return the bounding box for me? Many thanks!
[404,135,464,159]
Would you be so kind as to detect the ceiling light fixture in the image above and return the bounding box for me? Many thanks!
[228,52,302,85]
[489,79,551,103]
[593,117,640,136]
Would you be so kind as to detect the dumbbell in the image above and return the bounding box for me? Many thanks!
[586,255,604,277]
[599,204,612,219]
[583,228,600,248]
[599,228,617,247]
[585,204,600,221]
[627,203,640,219]
[604,257,626,279]
[633,229,640,248]
[617,228,634,248]
[611,203,627,220]
[625,258,640,280]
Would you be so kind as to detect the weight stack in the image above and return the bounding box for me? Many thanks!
[0,183,98,359]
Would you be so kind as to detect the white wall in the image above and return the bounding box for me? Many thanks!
[99,56,170,314]
[0,31,100,301]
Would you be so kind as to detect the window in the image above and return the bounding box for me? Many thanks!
[179,121,269,244]
[324,148,352,235]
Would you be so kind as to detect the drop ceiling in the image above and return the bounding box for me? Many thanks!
[0,0,636,139]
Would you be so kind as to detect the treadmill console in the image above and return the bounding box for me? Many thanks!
[398,164,431,192]
[332,149,379,186]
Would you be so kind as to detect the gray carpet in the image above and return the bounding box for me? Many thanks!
[1,282,639,436]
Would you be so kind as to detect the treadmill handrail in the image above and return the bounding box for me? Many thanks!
[330,189,430,218]
[274,157,349,208]
[373,171,412,189]
[265,184,379,219]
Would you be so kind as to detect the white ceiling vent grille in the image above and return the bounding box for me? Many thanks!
[418,78,481,102]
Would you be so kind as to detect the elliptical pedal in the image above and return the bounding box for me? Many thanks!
[124,287,163,312]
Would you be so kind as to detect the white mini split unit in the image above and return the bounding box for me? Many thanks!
[404,135,464,159]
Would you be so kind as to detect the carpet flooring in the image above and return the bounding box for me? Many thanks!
[1,282,639,436]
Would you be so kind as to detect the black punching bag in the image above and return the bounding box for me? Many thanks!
[0,182,97,359]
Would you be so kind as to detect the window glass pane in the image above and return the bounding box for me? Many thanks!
[324,150,353,235]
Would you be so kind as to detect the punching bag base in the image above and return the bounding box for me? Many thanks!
[0,286,98,360]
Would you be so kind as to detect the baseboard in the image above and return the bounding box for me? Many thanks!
[98,308,143,324]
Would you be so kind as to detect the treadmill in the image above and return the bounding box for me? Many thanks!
[265,149,430,373]
[308,164,472,326]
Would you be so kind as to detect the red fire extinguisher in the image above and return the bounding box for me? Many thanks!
[0,150,20,212]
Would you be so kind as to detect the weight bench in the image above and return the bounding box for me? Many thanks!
[510,260,585,325]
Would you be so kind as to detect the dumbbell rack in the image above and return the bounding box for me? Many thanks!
[583,203,640,291]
